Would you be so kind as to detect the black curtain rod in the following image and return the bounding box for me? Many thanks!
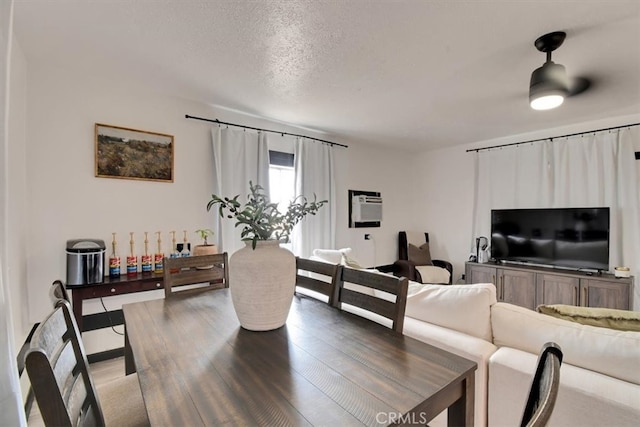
[466,122,640,153]
[185,114,348,148]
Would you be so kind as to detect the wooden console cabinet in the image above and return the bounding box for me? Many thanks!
[465,262,634,310]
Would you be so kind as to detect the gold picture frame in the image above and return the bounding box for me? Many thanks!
[95,123,174,183]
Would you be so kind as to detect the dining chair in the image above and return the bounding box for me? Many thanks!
[163,253,229,298]
[332,266,409,333]
[49,279,69,305]
[295,257,340,304]
[24,300,149,426]
[521,342,563,427]
[17,280,71,419]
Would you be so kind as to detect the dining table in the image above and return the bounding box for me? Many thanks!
[123,289,476,426]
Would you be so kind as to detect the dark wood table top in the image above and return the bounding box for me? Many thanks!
[123,289,476,426]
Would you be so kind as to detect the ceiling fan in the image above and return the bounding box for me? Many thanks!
[529,31,591,110]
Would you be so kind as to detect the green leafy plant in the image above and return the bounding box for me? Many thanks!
[195,228,215,245]
[207,181,327,249]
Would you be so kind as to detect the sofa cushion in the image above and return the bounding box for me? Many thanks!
[491,302,640,385]
[341,253,364,269]
[405,283,497,341]
[537,304,640,332]
[488,346,640,427]
[309,252,375,296]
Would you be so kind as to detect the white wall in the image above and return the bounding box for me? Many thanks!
[333,141,416,267]
[8,36,27,345]
[414,113,640,285]
[21,61,415,353]
[2,0,28,424]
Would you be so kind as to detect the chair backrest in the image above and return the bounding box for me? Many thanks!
[521,342,563,427]
[398,231,429,261]
[25,300,105,426]
[332,266,409,333]
[295,257,339,304]
[164,253,229,298]
[19,280,72,420]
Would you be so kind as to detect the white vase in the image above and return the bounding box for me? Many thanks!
[229,240,296,331]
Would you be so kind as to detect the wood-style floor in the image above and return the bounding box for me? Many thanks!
[27,357,126,427]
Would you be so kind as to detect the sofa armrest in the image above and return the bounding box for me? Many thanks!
[404,317,497,427]
[393,260,418,281]
[433,259,453,284]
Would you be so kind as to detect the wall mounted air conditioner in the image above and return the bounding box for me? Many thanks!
[352,195,383,223]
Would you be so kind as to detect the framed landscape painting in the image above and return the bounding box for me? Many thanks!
[95,123,174,182]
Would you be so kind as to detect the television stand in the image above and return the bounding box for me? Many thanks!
[465,262,633,311]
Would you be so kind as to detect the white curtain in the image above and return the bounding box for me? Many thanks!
[291,139,336,258]
[1,0,25,425]
[211,126,270,256]
[473,127,640,309]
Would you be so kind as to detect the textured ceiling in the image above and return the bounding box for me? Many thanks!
[12,0,640,151]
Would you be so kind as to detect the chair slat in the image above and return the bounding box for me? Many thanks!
[339,288,397,319]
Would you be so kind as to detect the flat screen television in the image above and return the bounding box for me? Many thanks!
[491,207,610,271]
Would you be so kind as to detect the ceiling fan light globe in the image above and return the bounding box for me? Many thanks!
[529,62,569,110]
[530,94,565,110]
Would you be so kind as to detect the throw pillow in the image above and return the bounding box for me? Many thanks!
[407,243,433,266]
[537,304,640,332]
[341,253,364,269]
[312,248,352,265]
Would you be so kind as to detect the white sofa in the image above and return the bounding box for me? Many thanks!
[305,249,640,426]
[403,283,640,427]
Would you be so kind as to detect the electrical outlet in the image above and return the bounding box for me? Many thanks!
[364,234,371,240]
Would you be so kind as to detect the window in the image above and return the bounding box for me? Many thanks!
[269,150,295,249]
[269,151,295,214]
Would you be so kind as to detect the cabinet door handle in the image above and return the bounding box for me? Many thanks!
[573,286,578,305]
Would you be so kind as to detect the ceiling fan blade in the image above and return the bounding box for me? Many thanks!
[568,77,591,96]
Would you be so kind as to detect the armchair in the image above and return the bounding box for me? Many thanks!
[393,231,453,284]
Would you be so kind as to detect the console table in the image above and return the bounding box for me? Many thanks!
[465,262,634,310]
[66,273,164,362]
